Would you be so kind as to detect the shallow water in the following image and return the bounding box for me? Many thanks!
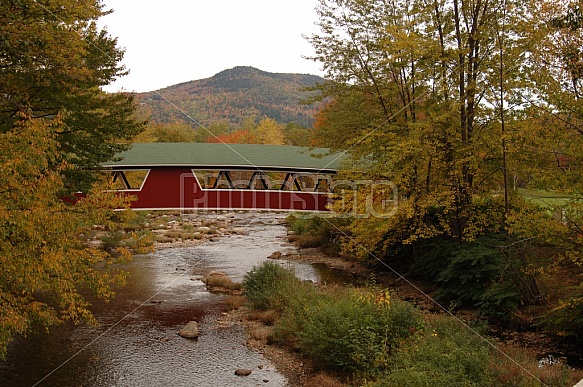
[0,212,325,387]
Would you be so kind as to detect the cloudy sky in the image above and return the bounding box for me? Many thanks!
[98,0,324,93]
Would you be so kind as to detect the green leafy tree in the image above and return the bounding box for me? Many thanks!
[0,0,144,192]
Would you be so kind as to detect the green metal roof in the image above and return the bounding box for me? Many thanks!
[103,143,344,173]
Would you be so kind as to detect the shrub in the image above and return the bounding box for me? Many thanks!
[540,289,583,342]
[489,343,583,387]
[248,325,273,343]
[304,372,345,387]
[100,230,123,251]
[370,315,493,387]
[203,274,242,291]
[155,236,174,243]
[242,261,302,311]
[413,235,522,318]
[277,287,422,375]
[247,309,279,325]
[434,236,506,305]
[123,211,149,232]
[224,295,245,310]
[163,230,183,240]
[296,234,326,248]
[121,230,155,254]
[286,215,344,250]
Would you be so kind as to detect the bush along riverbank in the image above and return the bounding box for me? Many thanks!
[240,261,583,386]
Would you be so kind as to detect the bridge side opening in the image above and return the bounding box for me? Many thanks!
[191,169,334,192]
[108,169,150,191]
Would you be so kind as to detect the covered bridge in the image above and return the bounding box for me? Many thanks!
[102,143,344,211]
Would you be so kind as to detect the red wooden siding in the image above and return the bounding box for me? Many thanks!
[119,167,330,211]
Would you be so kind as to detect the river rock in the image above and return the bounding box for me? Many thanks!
[178,321,199,339]
[206,271,226,278]
[232,227,248,235]
[267,251,282,259]
[201,271,226,284]
[234,369,252,376]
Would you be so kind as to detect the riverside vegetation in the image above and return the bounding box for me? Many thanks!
[81,210,583,385]
[241,260,583,386]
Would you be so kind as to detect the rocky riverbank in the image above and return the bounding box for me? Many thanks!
[217,300,345,387]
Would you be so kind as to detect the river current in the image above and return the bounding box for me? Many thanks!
[0,213,323,387]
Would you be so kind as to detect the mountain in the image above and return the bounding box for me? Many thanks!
[136,66,325,128]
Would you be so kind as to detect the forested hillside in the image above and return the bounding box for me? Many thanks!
[136,66,324,128]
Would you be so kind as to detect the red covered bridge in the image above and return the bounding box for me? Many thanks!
[103,143,344,212]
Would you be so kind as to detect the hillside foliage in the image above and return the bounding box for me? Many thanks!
[136,66,324,129]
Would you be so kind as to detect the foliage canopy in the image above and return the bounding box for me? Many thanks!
[0,0,144,192]
[0,0,142,356]
[308,0,583,337]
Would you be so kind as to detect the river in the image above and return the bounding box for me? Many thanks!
[0,212,331,387]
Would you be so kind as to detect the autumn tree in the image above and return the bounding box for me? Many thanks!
[515,0,583,338]
[256,118,285,145]
[0,113,135,358]
[0,1,143,356]
[306,0,577,315]
[202,116,290,145]
[134,122,199,142]
[283,122,314,146]
[308,0,538,242]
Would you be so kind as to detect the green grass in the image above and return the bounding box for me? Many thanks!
[517,189,572,208]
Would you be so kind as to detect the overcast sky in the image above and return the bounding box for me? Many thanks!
[97,0,324,93]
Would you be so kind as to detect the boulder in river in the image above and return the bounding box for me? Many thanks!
[178,321,199,339]
[234,368,252,376]
[201,271,226,284]
[232,227,248,235]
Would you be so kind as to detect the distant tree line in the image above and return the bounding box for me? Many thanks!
[134,116,315,147]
